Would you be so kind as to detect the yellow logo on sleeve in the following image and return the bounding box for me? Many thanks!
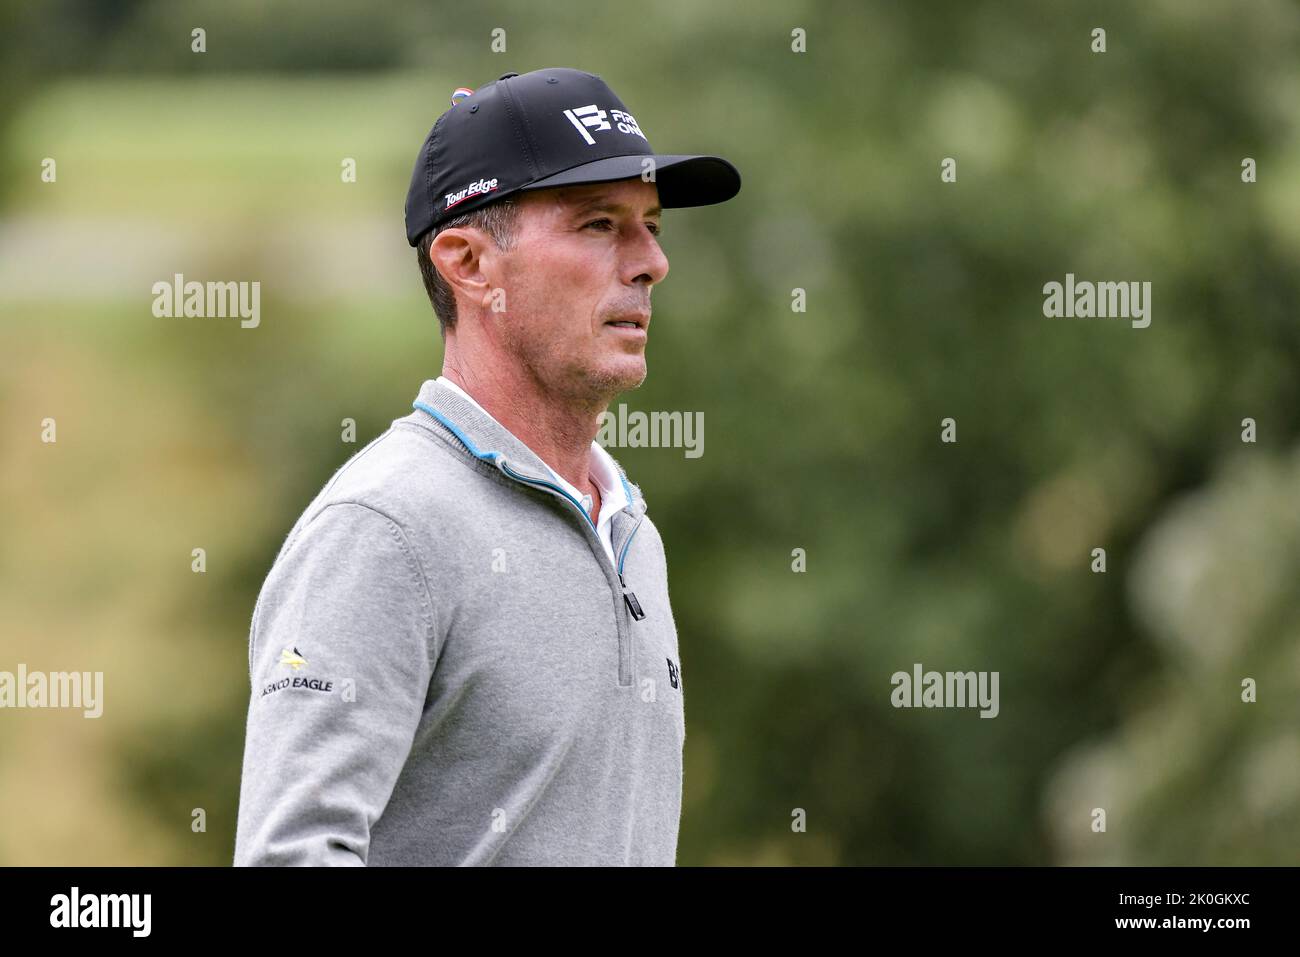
[279,647,308,671]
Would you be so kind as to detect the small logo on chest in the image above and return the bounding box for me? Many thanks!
[666,658,680,690]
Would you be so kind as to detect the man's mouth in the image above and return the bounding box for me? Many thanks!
[605,313,649,330]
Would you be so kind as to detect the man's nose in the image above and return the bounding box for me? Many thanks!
[624,227,669,287]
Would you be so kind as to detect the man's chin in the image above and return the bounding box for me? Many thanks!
[585,357,647,399]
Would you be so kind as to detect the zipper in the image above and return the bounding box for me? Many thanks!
[499,454,648,684]
[616,520,646,621]
[499,459,597,533]
[502,455,647,623]
[413,398,648,682]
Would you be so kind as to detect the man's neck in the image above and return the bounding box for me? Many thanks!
[440,362,605,499]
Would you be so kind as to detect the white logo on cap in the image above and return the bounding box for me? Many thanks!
[563,104,647,145]
[444,177,500,210]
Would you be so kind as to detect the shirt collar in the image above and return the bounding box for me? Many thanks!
[581,436,629,525]
[416,376,642,518]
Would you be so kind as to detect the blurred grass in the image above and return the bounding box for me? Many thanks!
[4,76,420,222]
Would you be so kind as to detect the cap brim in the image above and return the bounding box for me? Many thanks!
[518,154,740,208]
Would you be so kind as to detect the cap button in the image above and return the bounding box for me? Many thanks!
[498,72,519,80]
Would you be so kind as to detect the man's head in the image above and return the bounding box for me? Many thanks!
[404,67,739,404]
[418,176,667,403]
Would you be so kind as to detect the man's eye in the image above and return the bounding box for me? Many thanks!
[582,218,661,237]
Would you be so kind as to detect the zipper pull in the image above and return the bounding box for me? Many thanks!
[619,573,646,621]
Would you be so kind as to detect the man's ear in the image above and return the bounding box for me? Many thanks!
[428,227,493,309]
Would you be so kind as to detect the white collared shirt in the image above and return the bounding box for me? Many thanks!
[436,376,629,568]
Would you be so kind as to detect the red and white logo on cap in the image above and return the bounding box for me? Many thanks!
[444,177,499,210]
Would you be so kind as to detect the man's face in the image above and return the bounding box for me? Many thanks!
[487,178,669,404]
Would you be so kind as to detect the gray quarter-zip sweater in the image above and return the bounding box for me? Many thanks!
[233,378,685,866]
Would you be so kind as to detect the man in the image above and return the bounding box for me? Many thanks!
[233,67,740,866]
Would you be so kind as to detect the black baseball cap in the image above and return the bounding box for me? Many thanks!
[404,67,742,246]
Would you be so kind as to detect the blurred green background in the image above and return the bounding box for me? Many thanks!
[2,0,1299,865]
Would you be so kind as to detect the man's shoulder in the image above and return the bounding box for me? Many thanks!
[295,416,487,536]
[633,508,668,557]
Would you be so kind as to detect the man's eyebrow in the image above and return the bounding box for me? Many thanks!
[566,196,662,218]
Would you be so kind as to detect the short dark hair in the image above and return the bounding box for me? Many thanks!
[415,198,522,339]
